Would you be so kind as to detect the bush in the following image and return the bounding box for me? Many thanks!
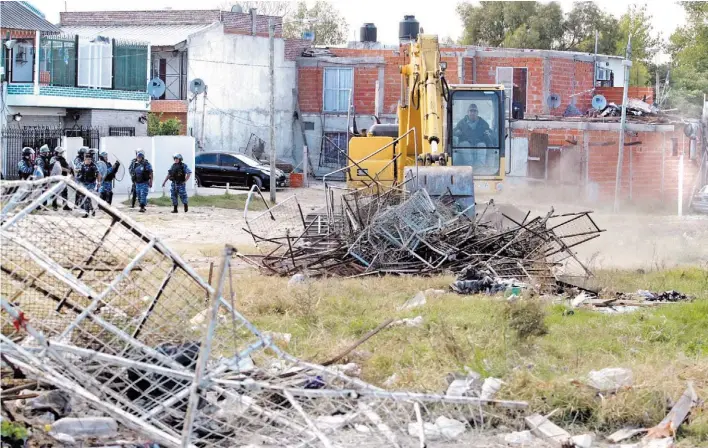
[147,112,182,136]
[505,299,548,339]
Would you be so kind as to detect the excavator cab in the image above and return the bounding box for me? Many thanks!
[447,85,506,193]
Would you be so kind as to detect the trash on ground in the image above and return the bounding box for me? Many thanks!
[645,382,698,440]
[586,367,633,393]
[398,291,427,310]
[525,413,573,447]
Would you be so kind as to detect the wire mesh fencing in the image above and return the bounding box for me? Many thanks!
[1,177,528,447]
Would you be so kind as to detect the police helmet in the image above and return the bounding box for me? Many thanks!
[173,153,183,161]
[54,146,65,155]
[22,147,35,157]
[88,148,98,156]
[99,150,108,160]
[136,149,145,158]
[39,144,50,155]
[78,147,88,156]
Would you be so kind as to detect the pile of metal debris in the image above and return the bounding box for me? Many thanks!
[242,183,604,291]
[0,178,530,447]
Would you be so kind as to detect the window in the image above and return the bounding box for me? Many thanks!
[108,127,136,136]
[496,67,528,114]
[11,41,35,83]
[220,154,241,167]
[450,90,502,176]
[320,132,348,168]
[77,37,112,88]
[196,153,217,165]
[323,67,353,112]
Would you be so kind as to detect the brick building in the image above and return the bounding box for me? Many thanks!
[292,39,703,208]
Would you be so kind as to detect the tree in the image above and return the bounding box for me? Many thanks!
[613,5,662,87]
[667,2,708,116]
[148,113,182,136]
[457,1,539,47]
[282,1,348,46]
[560,2,619,53]
[218,1,292,16]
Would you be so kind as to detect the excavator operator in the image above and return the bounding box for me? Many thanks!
[453,103,492,147]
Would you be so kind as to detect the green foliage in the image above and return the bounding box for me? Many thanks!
[147,113,182,136]
[614,5,661,86]
[283,1,348,46]
[504,299,549,339]
[1,420,29,442]
[560,2,620,53]
[667,2,708,117]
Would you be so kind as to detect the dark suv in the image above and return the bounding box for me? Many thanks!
[194,152,288,189]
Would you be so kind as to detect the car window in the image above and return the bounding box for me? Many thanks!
[235,154,260,167]
[196,153,217,164]
[220,154,241,167]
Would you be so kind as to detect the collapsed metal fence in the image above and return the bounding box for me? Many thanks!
[242,182,603,288]
[1,177,528,447]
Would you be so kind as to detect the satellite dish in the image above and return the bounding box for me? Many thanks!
[231,4,243,13]
[189,78,206,95]
[147,78,166,99]
[592,94,607,110]
[547,94,561,109]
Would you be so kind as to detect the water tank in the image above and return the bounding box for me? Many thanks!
[360,23,377,43]
[399,15,420,42]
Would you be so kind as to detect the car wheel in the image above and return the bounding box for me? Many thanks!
[250,176,264,190]
[196,175,210,188]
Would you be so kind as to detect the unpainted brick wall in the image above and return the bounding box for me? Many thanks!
[512,127,699,206]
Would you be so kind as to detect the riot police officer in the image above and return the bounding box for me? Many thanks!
[132,150,153,213]
[78,151,101,218]
[162,153,192,213]
[73,147,88,207]
[36,144,52,177]
[98,151,120,205]
[17,147,35,180]
[128,150,139,208]
[50,146,72,210]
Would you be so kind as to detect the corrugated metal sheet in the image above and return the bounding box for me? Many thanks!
[0,1,60,32]
[59,24,214,46]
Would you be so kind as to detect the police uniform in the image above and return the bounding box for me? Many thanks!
[79,162,100,216]
[99,160,120,205]
[167,161,191,208]
[17,159,34,180]
[133,159,153,210]
[73,155,85,206]
[36,154,52,177]
[128,158,138,208]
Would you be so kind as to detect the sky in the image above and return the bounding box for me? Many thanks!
[31,0,686,49]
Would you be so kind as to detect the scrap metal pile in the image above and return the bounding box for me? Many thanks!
[0,178,528,447]
[242,182,604,289]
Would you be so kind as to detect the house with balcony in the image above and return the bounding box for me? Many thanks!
[58,8,300,156]
[1,1,150,177]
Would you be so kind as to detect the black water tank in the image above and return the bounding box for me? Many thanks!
[399,15,420,41]
[360,23,377,42]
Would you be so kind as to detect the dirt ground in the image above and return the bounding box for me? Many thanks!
[117,183,708,271]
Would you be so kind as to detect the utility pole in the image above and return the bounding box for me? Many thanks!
[269,19,276,204]
[613,34,632,213]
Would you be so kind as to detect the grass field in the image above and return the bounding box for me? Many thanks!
[123,193,266,210]
[225,266,708,445]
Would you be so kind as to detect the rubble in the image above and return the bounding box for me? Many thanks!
[390,315,424,328]
[503,430,537,445]
[0,178,530,448]
[645,383,698,440]
[242,184,603,288]
[525,413,572,447]
[571,433,594,448]
[480,377,504,400]
[586,368,633,393]
[398,291,427,310]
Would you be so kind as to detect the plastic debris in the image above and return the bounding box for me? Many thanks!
[586,368,633,392]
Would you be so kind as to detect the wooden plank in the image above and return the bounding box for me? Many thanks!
[607,427,647,443]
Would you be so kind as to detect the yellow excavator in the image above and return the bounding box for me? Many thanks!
[347,30,507,213]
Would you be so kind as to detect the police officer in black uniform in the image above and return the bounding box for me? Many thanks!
[18,147,35,180]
